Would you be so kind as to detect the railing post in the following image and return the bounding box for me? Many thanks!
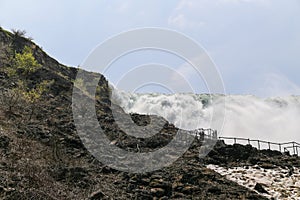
[279,144,281,152]
[210,136,297,156]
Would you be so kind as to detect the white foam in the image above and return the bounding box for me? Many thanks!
[112,87,300,142]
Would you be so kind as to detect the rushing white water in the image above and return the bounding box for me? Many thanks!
[112,88,300,143]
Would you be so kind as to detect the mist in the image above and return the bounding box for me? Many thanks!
[112,88,300,143]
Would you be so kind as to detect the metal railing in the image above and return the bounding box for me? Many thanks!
[189,128,218,140]
[218,136,300,156]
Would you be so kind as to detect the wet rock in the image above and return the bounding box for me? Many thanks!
[172,182,184,190]
[249,157,259,165]
[207,186,221,195]
[0,136,9,149]
[149,179,171,190]
[254,183,269,194]
[260,149,282,157]
[181,185,198,194]
[150,188,165,197]
[260,163,276,169]
[130,113,150,126]
[205,140,300,170]
[49,166,91,188]
[172,192,185,198]
[89,189,105,200]
[141,177,150,184]
[288,167,294,176]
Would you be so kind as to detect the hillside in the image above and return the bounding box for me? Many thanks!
[0,27,292,199]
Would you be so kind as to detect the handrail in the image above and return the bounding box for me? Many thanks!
[189,128,300,156]
[218,136,300,146]
[284,146,300,155]
[190,128,218,140]
[218,136,300,156]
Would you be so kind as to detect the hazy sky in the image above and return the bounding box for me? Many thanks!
[1,0,300,96]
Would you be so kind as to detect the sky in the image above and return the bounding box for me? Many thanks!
[1,0,300,97]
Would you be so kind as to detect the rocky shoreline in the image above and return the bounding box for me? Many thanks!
[207,164,300,199]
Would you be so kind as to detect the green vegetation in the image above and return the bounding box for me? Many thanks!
[0,45,53,121]
[11,46,40,75]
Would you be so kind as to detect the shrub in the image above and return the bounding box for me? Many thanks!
[1,45,53,121]
[11,29,26,37]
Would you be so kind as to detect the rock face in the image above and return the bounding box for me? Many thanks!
[204,140,300,169]
[89,189,106,200]
[207,164,300,199]
[205,141,300,199]
[254,183,269,194]
[0,136,9,149]
[0,27,290,199]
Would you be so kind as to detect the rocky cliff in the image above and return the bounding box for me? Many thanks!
[0,27,286,199]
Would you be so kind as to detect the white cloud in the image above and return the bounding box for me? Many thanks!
[169,54,216,94]
[175,0,198,10]
[115,1,132,13]
[168,0,272,29]
[258,73,300,97]
[168,14,186,29]
[171,54,209,80]
[167,0,208,30]
[168,13,205,29]
[216,0,271,6]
